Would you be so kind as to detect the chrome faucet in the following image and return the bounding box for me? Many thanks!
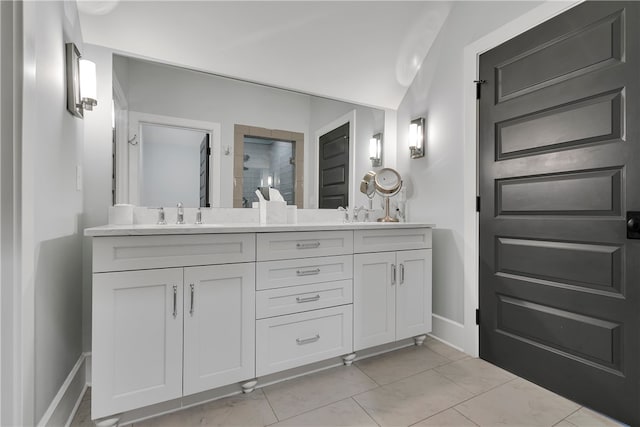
[353,206,363,222]
[176,202,184,224]
[157,207,167,225]
[195,207,203,225]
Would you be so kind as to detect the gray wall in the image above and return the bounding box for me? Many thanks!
[22,1,85,421]
[396,1,543,329]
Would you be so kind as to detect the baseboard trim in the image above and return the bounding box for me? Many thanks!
[37,352,90,427]
[431,314,466,351]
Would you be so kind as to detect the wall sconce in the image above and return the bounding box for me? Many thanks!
[66,42,97,118]
[369,133,382,167]
[409,117,425,159]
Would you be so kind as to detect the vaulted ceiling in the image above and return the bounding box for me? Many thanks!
[78,1,453,110]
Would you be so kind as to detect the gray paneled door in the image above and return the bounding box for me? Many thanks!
[318,122,350,209]
[199,134,210,207]
[478,2,640,424]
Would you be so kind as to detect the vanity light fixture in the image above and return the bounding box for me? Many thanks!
[369,133,382,167]
[66,42,98,118]
[409,117,425,159]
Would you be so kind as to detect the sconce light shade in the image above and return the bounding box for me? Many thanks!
[409,117,425,159]
[66,42,98,118]
[369,133,383,167]
[79,59,97,111]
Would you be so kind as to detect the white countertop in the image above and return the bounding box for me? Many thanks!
[84,222,435,237]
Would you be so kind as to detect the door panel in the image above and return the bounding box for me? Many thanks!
[199,134,210,207]
[183,263,255,396]
[353,252,396,351]
[92,268,183,419]
[396,249,432,341]
[318,122,349,209]
[479,2,640,424]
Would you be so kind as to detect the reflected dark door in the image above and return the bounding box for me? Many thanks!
[479,2,640,424]
[199,134,210,207]
[318,122,349,209]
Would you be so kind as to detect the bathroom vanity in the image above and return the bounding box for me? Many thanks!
[85,222,433,422]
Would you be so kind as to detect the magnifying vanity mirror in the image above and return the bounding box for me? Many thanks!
[111,54,385,209]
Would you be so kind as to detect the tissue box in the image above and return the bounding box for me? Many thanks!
[259,201,287,224]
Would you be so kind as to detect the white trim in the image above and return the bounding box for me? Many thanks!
[112,74,129,204]
[431,314,466,351]
[462,0,582,357]
[313,110,356,208]
[64,383,88,427]
[36,353,89,427]
[127,111,222,207]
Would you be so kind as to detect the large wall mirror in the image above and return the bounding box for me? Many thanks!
[112,54,385,209]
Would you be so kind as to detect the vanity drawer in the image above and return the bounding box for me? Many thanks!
[256,255,353,290]
[256,280,352,319]
[256,305,353,376]
[354,228,432,253]
[93,234,256,272]
[256,231,353,261]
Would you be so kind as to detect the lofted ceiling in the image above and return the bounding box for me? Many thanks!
[77,1,453,110]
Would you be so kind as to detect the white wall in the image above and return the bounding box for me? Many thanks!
[19,1,85,423]
[395,1,543,347]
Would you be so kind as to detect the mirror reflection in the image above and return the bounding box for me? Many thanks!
[112,54,385,208]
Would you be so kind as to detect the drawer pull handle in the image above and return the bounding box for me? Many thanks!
[296,241,321,249]
[391,264,397,286]
[296,268,321,276]
[296,334,320,345]
[172,285,177,318]
[296,294,321,303]
[190,284,195,316]
[400,264,405,285]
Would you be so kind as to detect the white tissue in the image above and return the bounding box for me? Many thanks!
[269,188,285,202]
[255,189,266,202]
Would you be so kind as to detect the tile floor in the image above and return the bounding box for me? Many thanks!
[70,337,625,427]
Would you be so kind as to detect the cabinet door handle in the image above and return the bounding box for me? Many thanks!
[400,264,405,285]
[296,294,320,303]
[296,268,321,276]
[391,264,397,285]
[296,241,320,249]
[172,285,177,318]
[296,334,320,345]
[189,284,195,316]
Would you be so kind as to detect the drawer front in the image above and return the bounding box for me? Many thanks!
[93,233,256,272]
[256,305,353,376]
[257,231,353,261]
[256,280,353,319]
[256,255,353,290]
[354,228,432,253]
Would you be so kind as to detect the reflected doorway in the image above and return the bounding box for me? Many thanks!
[233,124,304,208]
[242,137,295,207]
[138,123,211,207]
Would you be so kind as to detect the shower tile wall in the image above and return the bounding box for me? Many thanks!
[242,140,295,207]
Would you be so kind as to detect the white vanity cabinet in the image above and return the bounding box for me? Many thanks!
[353,228,432,351]
[91,234,256,419]
[86,223,433,422]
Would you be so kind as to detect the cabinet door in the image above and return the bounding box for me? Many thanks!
[353,252,396,351]
[183,263,255,395]
[396,249,432,341]
[92,268,183,419]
